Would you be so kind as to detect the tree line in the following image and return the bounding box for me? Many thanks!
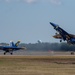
[20,42,75,51]
[1,42,75,51]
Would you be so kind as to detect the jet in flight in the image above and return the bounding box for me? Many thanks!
[50,22,75,44]
[0,40,25,55]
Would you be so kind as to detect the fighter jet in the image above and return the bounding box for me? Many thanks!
[50,22,75,44]
[0,40,25,55]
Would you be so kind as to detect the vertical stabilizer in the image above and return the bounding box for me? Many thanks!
[15,40,20,47]
[10,40,15,47]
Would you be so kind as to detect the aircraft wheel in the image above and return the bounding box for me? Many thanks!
[55,33,58,34]
[4,52,6,55]
[10,53,13,55]
[60,40,62,42]
[71,52,74,55]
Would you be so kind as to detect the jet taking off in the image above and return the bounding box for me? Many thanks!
[0,40,25,55]
[50,22,75,44]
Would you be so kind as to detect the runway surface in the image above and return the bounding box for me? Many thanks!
[0,50,74,56]
[0,51,75,75]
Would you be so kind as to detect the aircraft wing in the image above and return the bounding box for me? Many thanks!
[0,46,25,51]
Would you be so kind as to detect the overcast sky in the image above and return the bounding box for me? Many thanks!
[0,0,75,43]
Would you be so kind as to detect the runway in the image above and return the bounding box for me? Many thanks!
[0,50,74,56]
[0,51,75,75]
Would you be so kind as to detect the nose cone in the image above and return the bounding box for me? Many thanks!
[50,22,54,25]
[50,22,57,27]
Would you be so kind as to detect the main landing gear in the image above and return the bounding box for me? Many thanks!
[4,52,6,55]
[4,51,13,55]
[71,51,74,55]
[60,40,62,42]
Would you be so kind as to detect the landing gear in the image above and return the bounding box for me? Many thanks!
[3,51,13,55]
[60,40,62,42]
[4,52,6,55]
[10,52,13,55]
[71,51,74,55]
[10,51,13,55]
[55,33,58,35]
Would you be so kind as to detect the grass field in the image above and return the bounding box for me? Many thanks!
[0,55,75,75]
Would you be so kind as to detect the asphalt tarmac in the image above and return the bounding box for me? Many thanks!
[0,50,73,56]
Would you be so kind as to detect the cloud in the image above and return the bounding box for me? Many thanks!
[5,0,9,2]
[50,0,62,5]
[1,0,62,5]
[25,0,37,4]
[4,0,37,3]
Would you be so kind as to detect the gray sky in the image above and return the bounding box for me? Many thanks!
[0,0,75,43]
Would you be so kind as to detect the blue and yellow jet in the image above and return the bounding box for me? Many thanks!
[50,22,75,44]
[0,40,25,55]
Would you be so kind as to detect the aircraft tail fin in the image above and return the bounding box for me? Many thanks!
[15,40,20,47]
[10,40,15,47]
